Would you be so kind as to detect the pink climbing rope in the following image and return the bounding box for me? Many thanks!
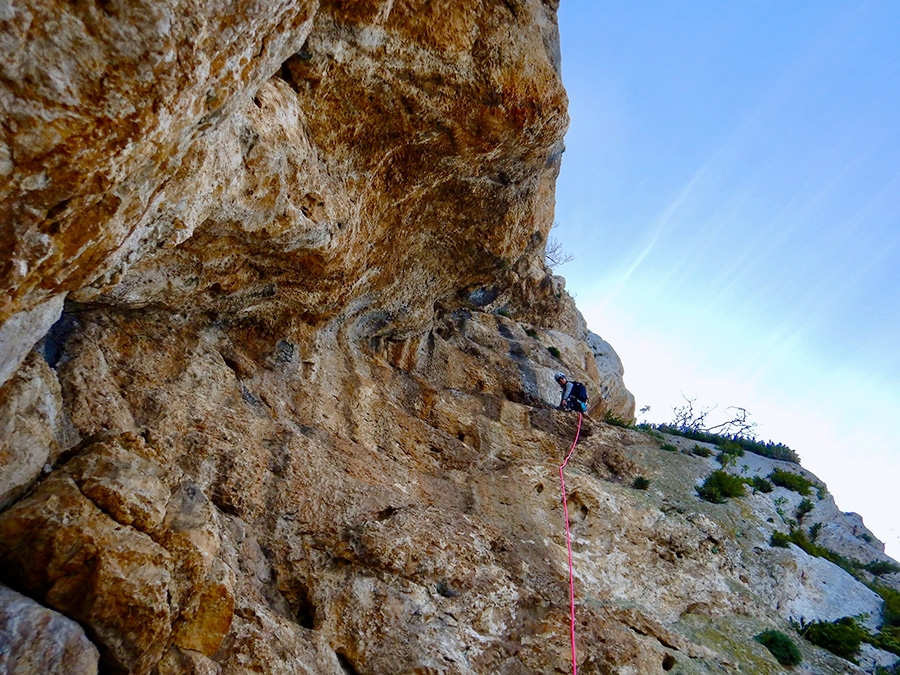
[558,411,583,675]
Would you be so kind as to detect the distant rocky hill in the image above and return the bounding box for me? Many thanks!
[1,2,897,674]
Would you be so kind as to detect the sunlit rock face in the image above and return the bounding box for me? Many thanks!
[1,0,568,349]
[1,0,318,322]
[1,2,896,674]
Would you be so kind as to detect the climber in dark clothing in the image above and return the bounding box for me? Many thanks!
[555,372,587,413]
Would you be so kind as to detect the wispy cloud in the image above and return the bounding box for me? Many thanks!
[597,166,709,308]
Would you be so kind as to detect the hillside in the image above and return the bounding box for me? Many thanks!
[1,2,898,674]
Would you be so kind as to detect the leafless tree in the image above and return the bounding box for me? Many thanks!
[545,222,574,269]
[671,396,757,439]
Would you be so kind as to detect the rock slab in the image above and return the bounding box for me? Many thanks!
[0,583,99,674]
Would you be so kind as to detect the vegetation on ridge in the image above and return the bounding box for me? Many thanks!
[795,613,900,663]
[631,399,900,670]
[747,475,774,493]
[637,396,802,463]
[697,470,746,503]
[716,440,745,467]
[691,444,713,458]
[755,629,802,667]
[769,468,819,497]
[605,397,898,667]
[769,524,900,663]
[631,476,650,490]
[796,498,815,521]
[655,425,801,463]
[795,616,867,663]
[770,527,865,577]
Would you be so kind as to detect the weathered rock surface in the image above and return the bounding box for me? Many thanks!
[0,2,896,675]
[860,643,900,674]
[1,0,320,319]
[722,450,900,594]
[0,349,69,509]
[0,583,99,674]
[587,331,636,421]
[0,294,65,387]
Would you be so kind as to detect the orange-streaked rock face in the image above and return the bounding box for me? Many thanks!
[1,0,567,339]
[1,0,319,318]
[7,3,893,675]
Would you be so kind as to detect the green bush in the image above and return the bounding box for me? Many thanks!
[809,522,823,541]
[796,498,815,521]
[770,469,816,497]
[716,441,745,467]
[652,425,801,463]
[798,617,866,663]
[871,625,900,657]
[632,476,650,490]
[755,629,802,667]
[747,475,774,493]
[603,413,633,428]
[863,560,900,576]
[719,440,745,456]
[524,328,539,339]
[799,591,900,659]
[635,424,664,440]
[692,444,713,457]
[660,443,678,452]
[697,470,746,503]
[547,346,561,359]
[771,531,792,548]
[795,607,900,661]
[871,583,900,627]
[778,528,859,575]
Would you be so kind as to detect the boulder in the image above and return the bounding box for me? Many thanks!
[0,583,99,675]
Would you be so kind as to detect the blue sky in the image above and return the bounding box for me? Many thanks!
[554,1,900,558]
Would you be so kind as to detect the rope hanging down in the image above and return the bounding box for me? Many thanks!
[558,411,583,675]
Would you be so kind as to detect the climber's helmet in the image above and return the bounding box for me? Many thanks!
[555,372,567,384]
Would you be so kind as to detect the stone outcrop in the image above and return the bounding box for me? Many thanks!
[0,294,65,387]
[0,583,99,674]
[0,349,72,509]
[586,331,635,422]
[2,0,568,362]
[0,2,896,674]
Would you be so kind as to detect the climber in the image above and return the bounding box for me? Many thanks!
[555,372,588,413]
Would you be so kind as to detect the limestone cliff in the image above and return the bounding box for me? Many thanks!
[0,2,897,675]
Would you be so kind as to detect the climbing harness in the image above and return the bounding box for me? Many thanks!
[558,411,583,675]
